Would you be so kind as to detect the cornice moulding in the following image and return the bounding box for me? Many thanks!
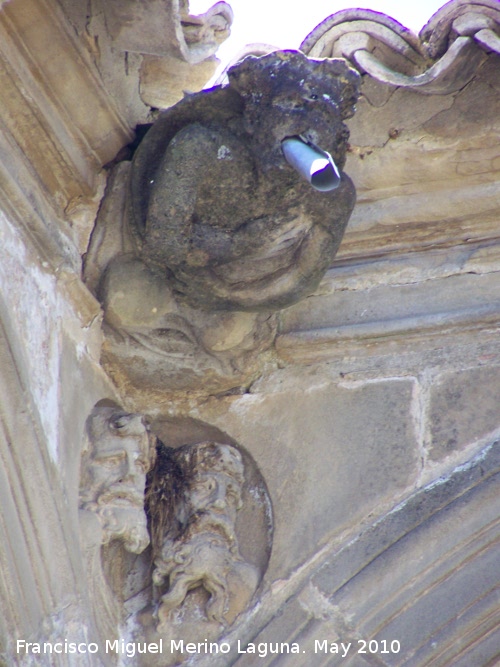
[100,0,233,62]
[301,0,500,94]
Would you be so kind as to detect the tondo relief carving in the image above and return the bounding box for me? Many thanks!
[80,410,272,656]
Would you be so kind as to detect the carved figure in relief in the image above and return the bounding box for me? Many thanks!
[79,406,156,553]
[130,49,359,312]
[146,442,259,629]
[86,50,359,393]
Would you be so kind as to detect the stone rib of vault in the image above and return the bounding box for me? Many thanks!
[194,439,500,667]
[301,0,500,94]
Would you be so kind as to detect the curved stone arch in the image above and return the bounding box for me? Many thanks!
[191,439,500,667]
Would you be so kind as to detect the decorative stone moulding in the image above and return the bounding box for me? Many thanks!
[0,0,133,269]
[101,0,233,62]
[85,51,360,394]
[301,0,500,94]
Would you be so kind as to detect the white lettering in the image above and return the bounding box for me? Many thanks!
[315,640,340,653]
[341,642,351,657]
[124,642,136,658]
[258,643,268,658]
[16,640,94,655]
[238,641,300,656]
[171,640,184,652]
[106,639,118,653]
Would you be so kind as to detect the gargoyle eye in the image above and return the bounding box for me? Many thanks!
[309,94,318,100]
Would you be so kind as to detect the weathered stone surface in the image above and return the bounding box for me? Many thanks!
[140,55,220,109]
[80,407,156,553]
[302,1,500,94]
[0,0,132,273]
[86,51,362,395]
[99,0,232,62]
[195,377,419,580]
[193,442,500,667]
[280,272,500,336]
[333,55,500,264]
[427,366,500,460]
[138,443,264,659]
[277,263,500,372]
[130,51,359,311]
[98,255,277,395]
[99,435,273,667]
[314,468,500,667]
[2,1,500,666]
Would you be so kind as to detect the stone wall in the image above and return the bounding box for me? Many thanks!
[0,1,499,666]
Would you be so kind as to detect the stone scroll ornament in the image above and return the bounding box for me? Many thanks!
[92,50,359,393]
[145,442,265,631]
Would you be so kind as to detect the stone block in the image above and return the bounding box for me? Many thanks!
[198,376,419,579]
[233,598,310,666]
[309,466,500,667]
[428,366,500,460]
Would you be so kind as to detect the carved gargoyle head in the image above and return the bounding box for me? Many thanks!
[228,50,359,171]
[129,50,360,312]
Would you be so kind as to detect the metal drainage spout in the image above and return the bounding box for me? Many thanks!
[281,136,341,192]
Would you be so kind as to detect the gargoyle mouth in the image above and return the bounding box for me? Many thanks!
[282,135,340,192]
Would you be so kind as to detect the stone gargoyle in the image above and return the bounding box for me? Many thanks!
[85,50,359,394]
